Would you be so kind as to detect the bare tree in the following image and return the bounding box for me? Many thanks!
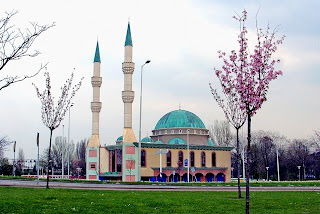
[0,10,55,91]
[33,69,83,188]
[75,139,87,176]
[16,148,25,175]
[209,120,233,147]
[0,136,10,159]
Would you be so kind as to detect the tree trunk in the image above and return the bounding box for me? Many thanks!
[245,112,251,214]
[46,128,53,189]
[236,128,241,198]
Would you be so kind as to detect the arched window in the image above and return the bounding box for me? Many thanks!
[201,152,206,167]
[190,151,195,167]
[141,150,146,167]
[178,151,183,164]
[212,152,216,167]
[167,151,171,167]
[179,129,182,133]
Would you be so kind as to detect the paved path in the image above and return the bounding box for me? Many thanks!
[1,179,320,191]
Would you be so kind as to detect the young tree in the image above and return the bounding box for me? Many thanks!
[213,10,285,213]
[209,86,246,198]
[33,69,83,188]
[0,10,54,91]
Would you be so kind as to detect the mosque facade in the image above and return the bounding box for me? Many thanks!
[86,23,232,182]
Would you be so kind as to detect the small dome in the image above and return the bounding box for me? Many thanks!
[155,110,206,130]
[141,137,153,143]
[116,136,123,141]
[208,139,214,146]
[168,137,186,145]
[154,140,164,144]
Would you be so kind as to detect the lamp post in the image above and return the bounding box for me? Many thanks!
[276,146,280,181]
[266,166,269,181]
[138,60,151,182]
[62,125,64,179]
[187,129,190,183]
[12,141,16,176]
[67,104,74,179]
[297,165,301,181]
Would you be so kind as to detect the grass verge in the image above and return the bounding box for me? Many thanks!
[0,187,319,213]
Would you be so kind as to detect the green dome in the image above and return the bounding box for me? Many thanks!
[168,137,186,145]
[154,140,164,144]
[155,110,206,129]
[208,139,214,146]
[117,136,123,141]
[141,137,153,143]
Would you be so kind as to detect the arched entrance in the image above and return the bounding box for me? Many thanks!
[206,173,214,182]
[157,173,167,182]
[195,173,204,182]
[216,173,225,182]
[169,174,180,182]
[182,173,192,182]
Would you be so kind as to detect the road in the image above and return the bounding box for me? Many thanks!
[1,179,320,191]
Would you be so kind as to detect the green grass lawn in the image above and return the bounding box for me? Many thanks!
[0,187,319,213]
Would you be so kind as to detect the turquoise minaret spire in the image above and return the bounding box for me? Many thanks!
[94,41,101,62]
[125,22,133,46]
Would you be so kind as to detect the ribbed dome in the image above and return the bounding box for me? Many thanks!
[154,110,206,129]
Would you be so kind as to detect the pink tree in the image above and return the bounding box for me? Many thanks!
[209,83,246,198]
[214,10,285,213]
[33,69,83,188]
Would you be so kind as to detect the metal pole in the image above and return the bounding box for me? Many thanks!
[68,104,73,179]
[266,167,269,181]
[276,147,280,181]
[37,133,40,185]
[138,60,150,182]
[297,166,301,181]
[62,125,64,179]
[13,141,16,176]
[187,129,190,183]
[160,149,162,180]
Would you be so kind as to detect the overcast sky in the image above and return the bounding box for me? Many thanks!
[1,0,319,159]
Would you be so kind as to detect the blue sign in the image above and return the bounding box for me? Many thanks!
[184,159,188,166]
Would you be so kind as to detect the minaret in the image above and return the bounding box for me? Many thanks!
[88,41,102,146]
[122,22,138,182]
[122,22,137,143]
[87,41,102,180]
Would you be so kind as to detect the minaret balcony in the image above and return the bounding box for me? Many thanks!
[122,91,134,103]
[91,77,102,87]
[122,62,135,74]
[91,102,102,112]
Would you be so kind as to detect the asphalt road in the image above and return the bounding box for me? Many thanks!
[1,179,320,191]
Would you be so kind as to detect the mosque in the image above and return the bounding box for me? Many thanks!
[86,22,232,182]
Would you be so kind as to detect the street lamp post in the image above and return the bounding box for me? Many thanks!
[266,166,269,181]
[187,129,190,183]
[297,165,301,181]
[67,104,74,179]
[276,147,280,181]
[138,60,151,182]
[12,141,16,176]
[62,125,64,179]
